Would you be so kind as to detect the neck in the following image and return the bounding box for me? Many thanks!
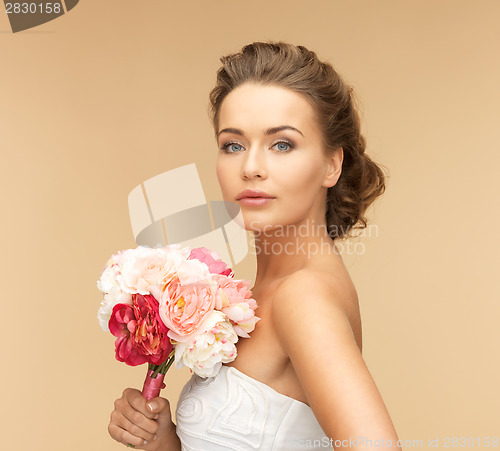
[251,217,339,287]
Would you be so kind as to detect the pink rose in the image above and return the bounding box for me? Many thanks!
[109,294,173,366]
[157,277,217,342]
[188,247,233,276]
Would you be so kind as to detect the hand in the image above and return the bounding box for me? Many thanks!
[108,388,181,450]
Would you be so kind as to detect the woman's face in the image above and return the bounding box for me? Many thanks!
[216,82,342,233]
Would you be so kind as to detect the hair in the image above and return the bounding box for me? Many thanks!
[208,41,388,241]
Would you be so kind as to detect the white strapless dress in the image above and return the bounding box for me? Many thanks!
[175,364,332,450]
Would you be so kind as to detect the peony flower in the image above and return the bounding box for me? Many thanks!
[188,247,233,277]
[98,243,260,401]
[96,244,202,331]
[212,274,260,337]
[97,256,133,332]
[98,290,133,332]
[132,293,173,364]
[220,302,260,338]
[108,294,173,366]
[118,245,185,295]
[152,277,217,342]
[173,310,238,378]
[108,303,147,366]
[97,254,124,294]
[174,254,213,285]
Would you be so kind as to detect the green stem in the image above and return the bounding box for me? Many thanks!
[164,354,175,373]
[150,350,175,378]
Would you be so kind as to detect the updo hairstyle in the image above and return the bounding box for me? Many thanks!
[209,41,388,241]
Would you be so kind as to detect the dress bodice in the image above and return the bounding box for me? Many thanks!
[175,364,332,450]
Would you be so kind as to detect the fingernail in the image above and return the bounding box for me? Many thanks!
[153,434,158,441]
[154,414,159,420]
[143,440,148,445]
[147,401,158,412]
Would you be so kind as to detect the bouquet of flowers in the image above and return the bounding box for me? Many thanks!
[97,244,259,400]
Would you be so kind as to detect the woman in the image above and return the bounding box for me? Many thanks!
[108,41,401,450]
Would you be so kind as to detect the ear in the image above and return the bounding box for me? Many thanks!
[322,147,344,188]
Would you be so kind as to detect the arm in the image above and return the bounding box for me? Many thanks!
[271,270,402,451]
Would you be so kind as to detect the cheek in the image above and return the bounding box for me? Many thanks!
[216,161,223,184]
[273,159,320,198]
[216,159,234,194]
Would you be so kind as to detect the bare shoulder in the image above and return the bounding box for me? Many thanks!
[278,267,358,306]
[269,268,399,444]
[271,267,362,351]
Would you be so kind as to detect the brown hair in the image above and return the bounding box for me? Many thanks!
[208,41,388,241]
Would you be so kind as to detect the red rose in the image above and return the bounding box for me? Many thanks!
[109,294,173,366]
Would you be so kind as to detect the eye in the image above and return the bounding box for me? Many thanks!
[221,142,244,153]
[220,139,295,153]
[272,140,294,152]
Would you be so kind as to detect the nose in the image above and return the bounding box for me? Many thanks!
[241,146,267,180]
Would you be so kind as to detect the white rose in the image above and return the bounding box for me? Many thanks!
[173,310,238,378]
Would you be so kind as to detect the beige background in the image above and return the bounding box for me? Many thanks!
[1,1,499,450]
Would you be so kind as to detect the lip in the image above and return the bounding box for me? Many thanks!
[236,189,275,200]
[238,197,275,207]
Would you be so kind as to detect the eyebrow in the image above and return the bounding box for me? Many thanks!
[217,125,304,138]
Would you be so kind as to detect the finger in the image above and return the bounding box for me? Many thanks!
[145,397,171,420]
[126,389,157,420]
[116,392,158,435]
[114,406,158,439]
[146,397,176,435]
[108,422,149,449]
